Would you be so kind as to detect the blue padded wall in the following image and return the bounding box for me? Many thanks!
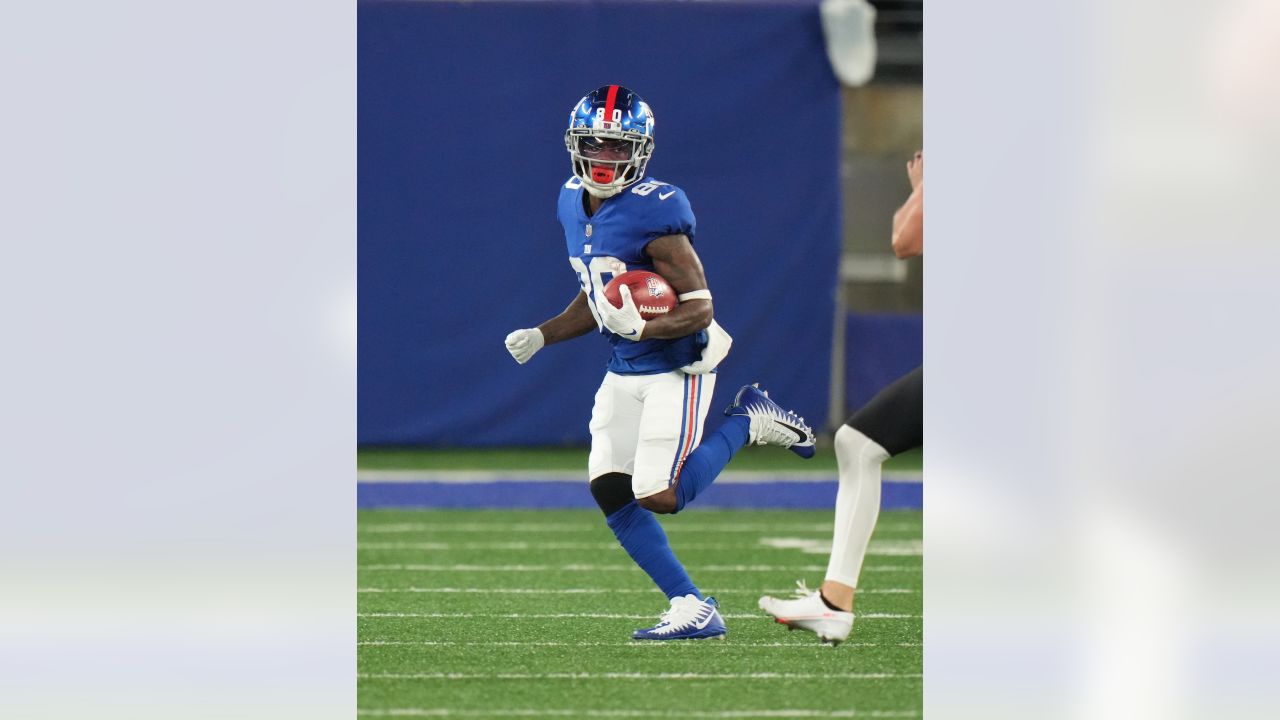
[844,312,923,413]
[359,0,841,445]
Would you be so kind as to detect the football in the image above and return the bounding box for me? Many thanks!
[603,270,678,320]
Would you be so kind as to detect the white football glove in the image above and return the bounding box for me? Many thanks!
[504,328,544,364]
[600,284,647,341]
[680,319,733,375]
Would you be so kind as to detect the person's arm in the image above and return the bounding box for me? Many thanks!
[891,182,923,259]
[639,234,713,340]
[505,290,596,364]
[537,290,597,344]
[892,151,924,259]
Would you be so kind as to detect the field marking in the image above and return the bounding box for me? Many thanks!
[357,587,917,594]
[358,672,922,680]
[358,612,919,619]
[757,538,921,556]
[359,522,918,534]
[357,709,919,718]
[359,640,921,648]
[358,541,920,555]
[358,564,917,573]
[358,470,922,485]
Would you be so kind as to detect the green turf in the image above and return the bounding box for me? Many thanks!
[358,445,923,474]
[358,508,922,718]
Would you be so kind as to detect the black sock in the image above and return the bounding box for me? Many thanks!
[819,590,846,612]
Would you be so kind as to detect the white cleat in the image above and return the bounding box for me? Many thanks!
[723,384,816,458]
[758,580,853,646]
[632,595,727,641]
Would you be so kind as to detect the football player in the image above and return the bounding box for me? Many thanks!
[757,150,924,645]
[505,85,816,641]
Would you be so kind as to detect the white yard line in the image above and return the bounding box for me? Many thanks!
[358,672,921,680]
[356,587,917,594]
[357,541,921,555]
[358,640,921,648]
[358,471,922,484]
[357,709,919,718]
[358,564,917,572]
[358,612,919,619]
[756,538,921,556]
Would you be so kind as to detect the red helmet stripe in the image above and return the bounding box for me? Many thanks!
[603,85,619,125]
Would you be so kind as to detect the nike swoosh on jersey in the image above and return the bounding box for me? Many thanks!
[658,190,676,200]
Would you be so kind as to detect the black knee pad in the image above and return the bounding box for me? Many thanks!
[589,472,635,516]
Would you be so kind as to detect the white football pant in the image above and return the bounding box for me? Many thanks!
[588,370,716,499]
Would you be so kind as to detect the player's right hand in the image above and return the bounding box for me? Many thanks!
[504,328,544,364]
[598,284,648,341]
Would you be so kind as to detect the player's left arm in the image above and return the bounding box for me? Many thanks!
[641,233,713,340]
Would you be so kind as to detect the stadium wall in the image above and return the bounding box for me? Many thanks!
[845,312,922,412]
[358,0,842,446]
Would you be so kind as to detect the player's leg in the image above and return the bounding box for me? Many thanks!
[758,367,922,645]
[822,366,922,609]
[588,373,700,602]
[636,377,818,514]
[591,473,701,600]
[627,371,726,640]
[675,380,819,511]
[631,372,718,514]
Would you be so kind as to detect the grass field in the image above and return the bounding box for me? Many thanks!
[358,445,923,475]
[358,508,923,718]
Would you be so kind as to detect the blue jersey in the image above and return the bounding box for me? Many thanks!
[557,175,707,375]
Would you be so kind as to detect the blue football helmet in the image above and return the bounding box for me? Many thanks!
[565,85,655,198]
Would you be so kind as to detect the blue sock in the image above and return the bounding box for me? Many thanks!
[674,415,750,512]
[605,501,701,600]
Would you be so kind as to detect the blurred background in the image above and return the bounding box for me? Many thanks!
[358,0,923,481]
[8,0,1278,717]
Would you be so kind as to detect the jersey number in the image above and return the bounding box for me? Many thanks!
[630,181,669,197]
[569,255,626,329]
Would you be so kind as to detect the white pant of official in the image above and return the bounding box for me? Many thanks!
[588,370,717,500]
